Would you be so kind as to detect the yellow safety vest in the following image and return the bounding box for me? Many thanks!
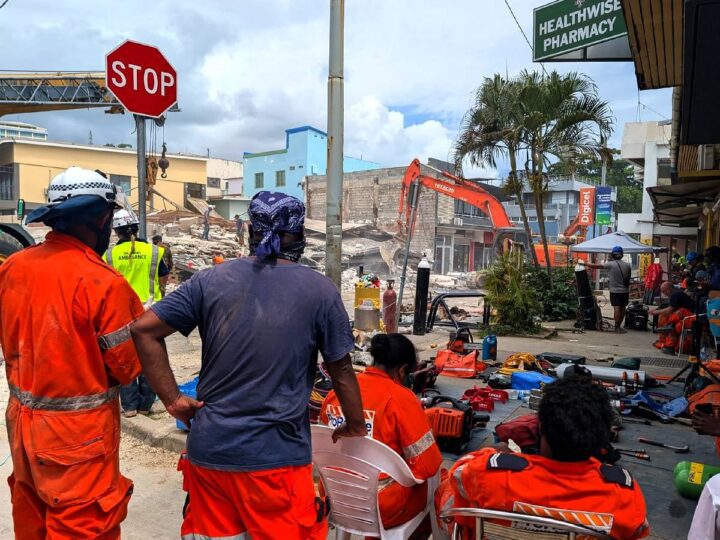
[103,241,164,303]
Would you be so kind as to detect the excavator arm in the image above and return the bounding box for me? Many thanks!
[398,159,512,234]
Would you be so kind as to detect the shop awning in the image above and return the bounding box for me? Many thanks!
[621,0,683,90]
[653,205,704,227]
[647,179,720,210]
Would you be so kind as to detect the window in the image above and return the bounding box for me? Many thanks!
[0,164,14,200]
[275,170,286,187]
[109,174,131,196]
[255,172,264,189]
[289,166,296,171]
[185,182,206,201]
[207,177,221,189]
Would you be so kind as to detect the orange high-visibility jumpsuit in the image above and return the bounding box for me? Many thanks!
[0,232,144,540]
[320,367,442,528]
[435,448,649,539]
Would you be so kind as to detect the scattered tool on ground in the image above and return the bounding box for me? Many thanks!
[622,417,651,426]
[638,438,690,453]
[616,449,651,461]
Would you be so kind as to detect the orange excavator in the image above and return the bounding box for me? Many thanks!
[397,159,585,268]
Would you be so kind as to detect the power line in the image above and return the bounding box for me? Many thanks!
[503,0,548,75]
[0,0,11,9]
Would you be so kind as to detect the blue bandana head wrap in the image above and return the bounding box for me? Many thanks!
[248,191,306,261]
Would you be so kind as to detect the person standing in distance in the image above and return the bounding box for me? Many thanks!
[130,191,366,540]
[583,245,632,333]
[104,210,169,416]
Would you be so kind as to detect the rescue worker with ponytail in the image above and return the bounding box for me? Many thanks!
[321,333,443,531]
[0,167,144,538]
[104,210,169,417]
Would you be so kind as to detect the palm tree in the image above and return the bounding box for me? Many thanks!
[517,70,613,281]
[453,75,539,268]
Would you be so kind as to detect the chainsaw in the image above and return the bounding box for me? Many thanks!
[423,395,489,454]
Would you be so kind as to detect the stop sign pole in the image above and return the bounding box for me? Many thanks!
[105,40,178,239]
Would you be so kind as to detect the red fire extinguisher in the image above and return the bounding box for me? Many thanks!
[383,279,398,333]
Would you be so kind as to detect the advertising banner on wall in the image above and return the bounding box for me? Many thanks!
[578,187,595,226]
[596,186,612,225]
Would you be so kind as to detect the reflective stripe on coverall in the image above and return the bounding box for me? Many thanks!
[320,367,442,529]
[0,232,144,539]
[435,447,650,540]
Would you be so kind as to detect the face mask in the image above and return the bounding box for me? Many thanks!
[92,213,114,256]
[279,239,306,263]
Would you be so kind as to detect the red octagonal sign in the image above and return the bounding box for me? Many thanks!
[106,40,177,118]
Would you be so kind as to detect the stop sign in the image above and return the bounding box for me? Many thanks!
[105,40,177,118]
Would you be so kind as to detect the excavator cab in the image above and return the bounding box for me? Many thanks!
[493,228,530,260]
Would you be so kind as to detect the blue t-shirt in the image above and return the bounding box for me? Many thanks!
[151,258,354,471]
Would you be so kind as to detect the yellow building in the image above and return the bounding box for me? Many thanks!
[0,138,207,216]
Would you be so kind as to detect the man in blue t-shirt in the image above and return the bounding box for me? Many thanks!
[131,191,365,540]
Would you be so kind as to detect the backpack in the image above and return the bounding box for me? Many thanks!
[688,384,720,414]
[495,414,540,452]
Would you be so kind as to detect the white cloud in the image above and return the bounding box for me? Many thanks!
[0,0,672,176]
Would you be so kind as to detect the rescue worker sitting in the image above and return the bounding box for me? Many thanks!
[321,333,443,533]
[649,281,696,354]
[436,377,649,540]
[104,210,169,417]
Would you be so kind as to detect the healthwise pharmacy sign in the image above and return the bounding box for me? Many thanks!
[533,0,627,61]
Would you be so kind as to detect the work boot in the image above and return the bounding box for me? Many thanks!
[123,410,138,418]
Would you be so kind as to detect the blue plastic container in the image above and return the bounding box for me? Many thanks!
[511,371,554,391]
[176,376,200,431]
[482,334,497,361]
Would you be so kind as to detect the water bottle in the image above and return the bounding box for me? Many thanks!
[482,334,497,361]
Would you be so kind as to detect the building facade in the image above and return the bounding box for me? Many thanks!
[0,121,48,141]
[0,139,207,217]
[206,157,243,199]
[618,121,699,271]
[243,126,380,200]
[307,160,506,275]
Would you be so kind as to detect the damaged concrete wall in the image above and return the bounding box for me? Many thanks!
[307,165,439,257]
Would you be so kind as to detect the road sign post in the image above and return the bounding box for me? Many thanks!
[105,40,177,238]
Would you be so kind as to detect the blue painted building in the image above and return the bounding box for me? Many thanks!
[243,126,380,200]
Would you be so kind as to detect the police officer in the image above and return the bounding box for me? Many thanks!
[104,209,169,416]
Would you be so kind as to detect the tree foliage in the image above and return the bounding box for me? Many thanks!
[453,70,614,282]
[546,149,642,213]
[484,252,542,335]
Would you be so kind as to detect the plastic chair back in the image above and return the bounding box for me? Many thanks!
[311,424,436,540]
[440,508,612,539]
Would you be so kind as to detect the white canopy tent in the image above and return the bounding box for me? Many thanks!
[570,231,662,254]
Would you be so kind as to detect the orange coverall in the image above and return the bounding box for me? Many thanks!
[435,448,649,539]
[320,367,442,528]
[0,232,144,539]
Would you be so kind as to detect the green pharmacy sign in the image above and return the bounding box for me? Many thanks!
[533,0,627,61]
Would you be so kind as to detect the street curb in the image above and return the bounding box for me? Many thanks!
[121,413,188,455]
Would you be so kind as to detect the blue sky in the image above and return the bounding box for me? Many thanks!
[0,0,671,177]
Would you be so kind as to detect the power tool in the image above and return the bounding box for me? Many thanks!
[423,395,489,454]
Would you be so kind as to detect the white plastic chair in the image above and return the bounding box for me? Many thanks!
[310,424,439,540]
[440,508,611,540]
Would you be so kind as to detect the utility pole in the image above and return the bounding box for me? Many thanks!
[326,0,344,288]
[135,114,147,239]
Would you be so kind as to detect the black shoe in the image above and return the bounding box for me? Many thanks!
[661,347,675,355]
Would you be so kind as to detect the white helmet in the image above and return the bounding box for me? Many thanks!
[47,167,119,207]
[112,209,139,229]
